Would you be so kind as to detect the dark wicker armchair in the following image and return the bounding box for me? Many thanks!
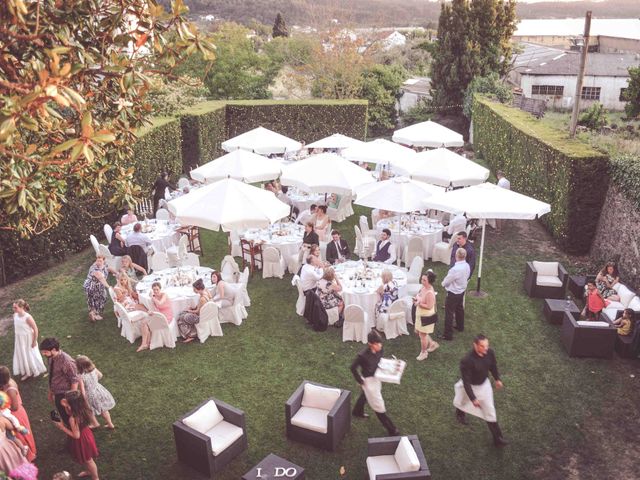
[524,261,568,299]
[173,398,248,478]
[366,435,431,479]
[285,380,351,451]
[560,311,617,359]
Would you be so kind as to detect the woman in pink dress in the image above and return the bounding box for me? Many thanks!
[136,282,173,353]
[0,416,28,474]
[0,366,36,462]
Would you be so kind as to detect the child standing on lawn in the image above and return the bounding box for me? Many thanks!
[75,356,115,430]
[582,280,606,321]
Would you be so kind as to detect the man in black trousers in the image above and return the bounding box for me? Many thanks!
[351,330,400,436]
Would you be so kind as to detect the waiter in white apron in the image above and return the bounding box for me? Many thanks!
[453,334,508,447]
[351,330,400,436]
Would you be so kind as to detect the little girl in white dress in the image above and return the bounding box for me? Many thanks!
[12,300,46,381]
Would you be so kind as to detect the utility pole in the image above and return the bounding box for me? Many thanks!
[569,11,592,137]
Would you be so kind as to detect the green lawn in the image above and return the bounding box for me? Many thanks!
[0,207,638,479]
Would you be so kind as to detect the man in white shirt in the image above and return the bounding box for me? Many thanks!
[296,204,317,225]
[125,223,152,253]
[372,229,396,265]
[441,248,471,341]
[445,213,467,240]
[300,254,324,293]
[496,171,510,232]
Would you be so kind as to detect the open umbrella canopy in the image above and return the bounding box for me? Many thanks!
[189,150,282,184]
[167,178,290,232]
[392,120,464,148]
[409,148,490,187]
[306,133,365,150]
[341,138,416,166]
[422,182,550,219]
[280,153,375,195]
[354,176,444,213]
[221,126,302,155]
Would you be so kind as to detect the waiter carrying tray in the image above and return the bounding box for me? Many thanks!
[453,334,508,447]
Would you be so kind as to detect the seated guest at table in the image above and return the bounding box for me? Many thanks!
[444,213,467,241]
[300,255,324,294]
[612,308,634,336]
[302,222,319,247]
[314,205,331,241]
[125,223,152,271]
[83,255,117,323]
[150,282,173,322]
[297,204,317,226]
[317,267,344,315]
[375,269,399,318]
[108,222,127,257]
[210,271,235,308]
[596,262,620,302]
[326,230,350,265]
[373,229,396,265]
[176,279,211,344]
[581,280,605,321]
[121,208,138,226]
[114,274,147,312]
[119,255,146,285]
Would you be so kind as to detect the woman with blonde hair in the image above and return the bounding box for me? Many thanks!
[316,267,344,314]
[413,271,439,361]
[113,274,146,312]
[118,255,146,285]
[83,255,116,322]
[11,300,46,381]
[375,269,398,318]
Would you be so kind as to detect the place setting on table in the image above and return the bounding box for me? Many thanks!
[240,222,305,259]
[285,187,326,212]
[376,214,444,261]
[120,218,182,251]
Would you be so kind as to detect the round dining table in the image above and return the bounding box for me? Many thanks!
[240,222,304,261]
[286,189,326,212]
[333,260,408,326]
[121,219,180,252]
[376,216,444,261]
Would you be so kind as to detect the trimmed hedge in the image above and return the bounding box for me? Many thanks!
[609,154,640,209]
[472,96,609,254]
[179,101,226,171]
[0,117,183,285]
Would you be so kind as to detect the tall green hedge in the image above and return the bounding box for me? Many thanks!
[609,154,640,209]
[179,101,226,171]
[0,117,182,285]
[472,96,609,254]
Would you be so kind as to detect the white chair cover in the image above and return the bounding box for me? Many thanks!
[292,275,306,316]
[218,286,246,325]
[148,312,176,350]
[103,224,113,243]
[178,177,190,189]
[319,241,328,262]
[164,187,171,200]
[406,256,424,296]
[287,252,301,275]
[239,267,249,286]
[228,231,242,257]
[148,251,171,272]
[432,235,456,265]
[262,246,286,279]
[114,302,143,343]
[98,244,120,271]
[359,216,377,242]
[107,287,120,326]
[404,237,424,268]
[353,225,374,259]
[155,208,170,221]
[382,299,409,340]
[221,255,241,283]
[343,304,368,343]
[90,235,100,255]
[195,302,223,343]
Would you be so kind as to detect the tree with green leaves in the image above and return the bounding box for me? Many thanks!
[360,64,408,135]
[0,0,215,237]
[623,66,640,118]
[272,12,289,38]
[463,73,513,118]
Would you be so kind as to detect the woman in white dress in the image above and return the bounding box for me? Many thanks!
[12,300,46,381]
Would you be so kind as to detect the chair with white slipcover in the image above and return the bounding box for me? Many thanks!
[228,231,242,257]
[238,267,249,287]
[292,275,306,316]
[379,299,409,340]
[107,287,119,325]
[218,285,246,325]
[98,244,120,271]
[405,256,424,297]
[113,302,144,344]
[359,216,378,244]
[147,312,176,350]
[178,177,190,190]
[167,235,200,268]
[155,208,170,221]
[354,226,374,260]
[287,251,302,275]
[195,301,223,343]
[262,246,286,279]
[431,234,456,265]
[148,250,171,273]
[220,255,241,283]
[285,380,351,451]
[366,435,431,480]
[343,304,369,343]
[103,224,113,243]
[403,237,424,268]
[90,235,100,255]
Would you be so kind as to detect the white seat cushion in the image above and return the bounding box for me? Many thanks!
[290,406,329,434]
[394,436,420,472]
[604,301,624,311]
[602,308,619,321]
[203,420,244,456]
[618,286,635,307]
[577,320,610,327]
[532,261,558,277]
[301,383,341,411]
[536,275,563,287]
[627,297,640,312]
[366,455,400,479]
[182,400,223,434]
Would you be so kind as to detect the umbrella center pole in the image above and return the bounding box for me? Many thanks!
[470,218,488,298]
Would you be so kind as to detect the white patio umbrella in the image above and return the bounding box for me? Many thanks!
[306,133,365,150]
[423,182,551,295]
[167,178,290,232]
[342,138,416,168]
[392,120,464,148]
[280,153,376,195]
[409,148,490,188]
[221,126,302,155]
[190,149,282,184]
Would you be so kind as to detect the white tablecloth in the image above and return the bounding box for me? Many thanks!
[286,190,326,212]
[376,216,443,261]
[333,261,408,324]
[121,219,180,252]
[240,223,304,261]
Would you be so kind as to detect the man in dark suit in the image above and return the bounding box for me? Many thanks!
[152,171,175,214]
[326,230,350,265]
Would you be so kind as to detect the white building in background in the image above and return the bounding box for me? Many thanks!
[513,18,640,53]
[509,43,638,111]
[396,77,431,115]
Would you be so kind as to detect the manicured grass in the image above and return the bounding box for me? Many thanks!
[0,208,637,479]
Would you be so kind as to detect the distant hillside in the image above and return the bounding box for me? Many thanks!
[170,0,639,27]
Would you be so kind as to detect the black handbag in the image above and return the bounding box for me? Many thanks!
[420,312,438,327]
